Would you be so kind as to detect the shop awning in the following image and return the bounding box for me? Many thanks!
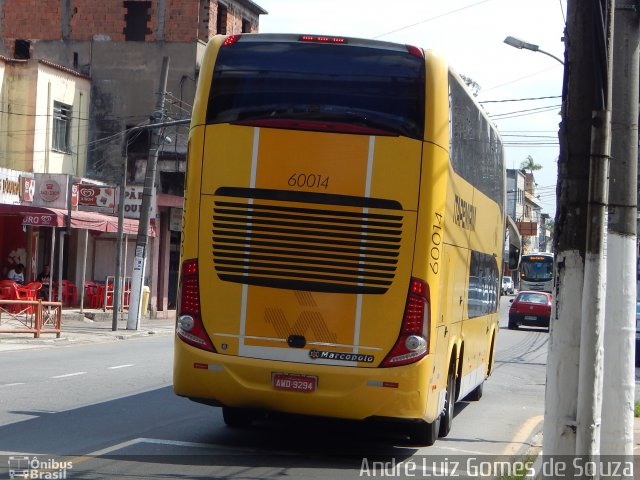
[11,206,155,236]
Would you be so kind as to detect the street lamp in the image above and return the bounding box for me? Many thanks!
[504,35,564,65]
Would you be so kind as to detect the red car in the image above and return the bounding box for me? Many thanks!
[508,291,552,330]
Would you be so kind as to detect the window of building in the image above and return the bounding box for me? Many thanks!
[242,19,251,33]
[216,3,228,35]
[52,102,72,153]
[124,1,151,41]
[14,39,31,59]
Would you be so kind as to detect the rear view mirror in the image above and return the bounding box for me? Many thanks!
[508,244,521,271]
[505,215,522,271]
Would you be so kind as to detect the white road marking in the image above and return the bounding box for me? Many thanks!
[51,372,87,379]
[108,364,134,370]
[0,382,25,387]
[78,437,296,460]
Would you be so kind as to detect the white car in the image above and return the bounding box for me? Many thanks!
[501,276,514,295]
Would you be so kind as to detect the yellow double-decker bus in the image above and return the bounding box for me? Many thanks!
[174,33,507,445]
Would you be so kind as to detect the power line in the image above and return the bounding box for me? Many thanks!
[373,0,492,38]
[491,105,562,120]
[480,65,562,92]
[480,95,562,103]
[0,109,90,121]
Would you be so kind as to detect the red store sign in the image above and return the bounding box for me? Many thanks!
[22,213,62,227]
[21,177,35,202]
[77,185,116,210]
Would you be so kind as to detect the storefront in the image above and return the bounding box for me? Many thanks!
[0,168,178,312]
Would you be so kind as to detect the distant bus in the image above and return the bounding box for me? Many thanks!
[174,33,510,446]
[519,253,554,292]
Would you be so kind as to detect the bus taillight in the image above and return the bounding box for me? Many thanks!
[177,259,215,351]
[299,35,346,44]
[222,34,241,46]
[381,278,430,367]
[405,45,424,58]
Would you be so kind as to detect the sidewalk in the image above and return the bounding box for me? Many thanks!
[0,307,176,351]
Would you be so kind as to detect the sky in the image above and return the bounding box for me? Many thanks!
[256,0,566,217]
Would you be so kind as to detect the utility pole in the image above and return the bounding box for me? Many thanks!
[127,56,170,330]
[113,130,129,331]
[114,118,190,331]
[601,2,638,457]
[543,0,614,457]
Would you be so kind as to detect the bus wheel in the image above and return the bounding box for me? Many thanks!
[409,419,439,446]
[222,407,254,428]
[438,367,455,437]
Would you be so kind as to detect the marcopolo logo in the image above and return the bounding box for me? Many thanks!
[8,456,73,479]
[309,349,374,363]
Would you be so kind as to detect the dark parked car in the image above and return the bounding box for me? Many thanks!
[508,291,552,330]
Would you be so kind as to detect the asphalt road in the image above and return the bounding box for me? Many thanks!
[0,296,548,479]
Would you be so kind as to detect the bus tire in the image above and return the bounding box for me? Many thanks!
[222,407,254,428]
[466,382,483,401]
[409,419,439,446]
[438,366,456,437]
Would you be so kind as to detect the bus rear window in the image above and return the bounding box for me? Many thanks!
[206,40,425,139]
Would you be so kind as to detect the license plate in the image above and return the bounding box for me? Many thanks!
[271,373,317,393]
[524,315,537,321]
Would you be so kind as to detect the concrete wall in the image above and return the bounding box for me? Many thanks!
[0,58,90,175]
[0,59,37,172]
[0,0,264,182]
[26,40,198,183]
[35,62,91,175]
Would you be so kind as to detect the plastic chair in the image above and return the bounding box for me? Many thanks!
[98,284,108,309]
[84,281,103,308]
[104,280,114,310]
[15,281,41,314]
[55,280,78,307]
[0,280,18,301]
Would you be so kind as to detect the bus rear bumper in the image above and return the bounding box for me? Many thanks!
[173,338,438,422]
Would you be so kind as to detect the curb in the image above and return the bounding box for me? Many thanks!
[0,309,176,350]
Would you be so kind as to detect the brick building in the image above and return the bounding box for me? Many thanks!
[0,0,267,314]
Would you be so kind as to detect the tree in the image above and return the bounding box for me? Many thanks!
[520,155,542,174]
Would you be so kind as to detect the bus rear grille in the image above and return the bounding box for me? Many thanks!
[211,189,403,294]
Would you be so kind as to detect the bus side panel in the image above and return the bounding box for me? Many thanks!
[191,37,225,125]
[459,190,503,396]
[182,125,207,261]
[419,53,463,418]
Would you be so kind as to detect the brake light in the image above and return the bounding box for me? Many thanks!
[406,44,424,58]
[381,278,430,367]
[299,35,346,44]
[177,259,215,351]
[222,34,241,46]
